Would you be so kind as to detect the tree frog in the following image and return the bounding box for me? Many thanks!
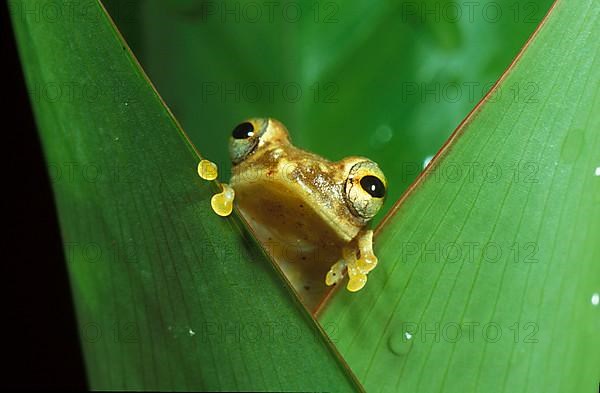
[209,118,387,311]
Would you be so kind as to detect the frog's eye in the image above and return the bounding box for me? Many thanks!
[359,175,386,198]
[344,161,387,220]
[229,119,268,164]
[232,122,255,139]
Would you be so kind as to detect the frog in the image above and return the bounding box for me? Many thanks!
[209,118,387,312]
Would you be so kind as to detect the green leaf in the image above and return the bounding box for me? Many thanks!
[319,0,600,392]
[9,0,360,390]
[106,0,553,226]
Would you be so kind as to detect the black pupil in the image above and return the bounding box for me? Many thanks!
[232,122,255,139]
[360,175,385,198]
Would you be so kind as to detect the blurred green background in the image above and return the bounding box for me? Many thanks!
[103,0,554,224]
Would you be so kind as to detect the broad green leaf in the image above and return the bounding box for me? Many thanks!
[319,0,600,392]
[105,0,553,226]
[9,0,360,390]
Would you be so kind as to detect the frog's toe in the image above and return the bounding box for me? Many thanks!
[347,273,367,292]
[211,183,235,216]
[345,247,371,292]
[198,159,219,180]
[356,254,378,274]
[325,270,339,286]
[325,260,346,286]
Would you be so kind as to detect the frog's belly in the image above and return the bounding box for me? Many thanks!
[233,182,345,311]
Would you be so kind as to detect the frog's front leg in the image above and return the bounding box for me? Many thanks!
[325,229,378,292]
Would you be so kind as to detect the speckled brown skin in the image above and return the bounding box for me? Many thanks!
[229,118,385,311]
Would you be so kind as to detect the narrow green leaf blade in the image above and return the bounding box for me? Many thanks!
[319,0,600,392]
[9,0,360,390]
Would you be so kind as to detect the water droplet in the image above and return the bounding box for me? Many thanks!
[423,155,434,169]
[591,293,599,306]
[388,330,414,356]
[188,328,196,336]
[370,124,393,147]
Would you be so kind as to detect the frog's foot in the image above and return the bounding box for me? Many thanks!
[325,230,378,292]
[211,183,235,216]
[325,245,368,291]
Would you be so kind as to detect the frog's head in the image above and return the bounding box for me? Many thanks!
[229,118,387,241]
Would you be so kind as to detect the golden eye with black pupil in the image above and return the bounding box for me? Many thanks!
[360,175,385,198]
[229,118,268,165]
[232,122,254,139]
[344,160,387,220]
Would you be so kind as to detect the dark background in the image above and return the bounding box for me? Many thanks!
[2,3,87,390]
